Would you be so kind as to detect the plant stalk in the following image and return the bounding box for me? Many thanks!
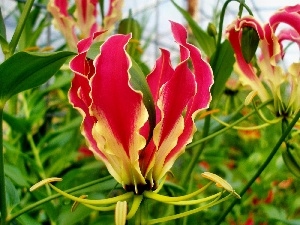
[0,108,7,225]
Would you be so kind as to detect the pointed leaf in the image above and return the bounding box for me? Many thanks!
[0,51,75,107]
[0,8,8,54]
[3,111,30,133]
[129,58,156,140]
[87,41,103,60]
[172,0,216,57]
[0,8,6,40]
[5,177,20,213]
[210,40,235,107]
[5,165,29,187]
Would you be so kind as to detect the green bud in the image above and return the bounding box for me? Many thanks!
[207,22,217,37]
[241,26,260,63]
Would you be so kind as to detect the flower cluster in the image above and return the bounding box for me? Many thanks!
[227,4,300,117]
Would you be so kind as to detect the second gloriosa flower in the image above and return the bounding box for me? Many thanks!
[227,4,300,117]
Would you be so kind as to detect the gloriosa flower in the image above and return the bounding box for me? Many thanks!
[47,0,123,50]
[69,21,213,194]
[227,4,300,117]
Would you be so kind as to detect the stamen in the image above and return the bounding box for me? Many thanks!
[201,172,240,199]
[71,195,88,212]
[167,192,222,205]
[147,191,233,224]
[245,90,257,105]
[144,182,212,202]
[115,201,127,225]
[30,177,62,191]
[252,99,282,124]
[49,183,134,205]
[81,203,116,211]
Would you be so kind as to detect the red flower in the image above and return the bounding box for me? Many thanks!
[69,21,213,193]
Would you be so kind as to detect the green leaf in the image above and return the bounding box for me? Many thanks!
[4,164,29,187]
[0,8,6,40]
[3,111,30,133]
[210,40,235,107]
[171,0,216,57]
[16,214,42,225]
[0,51,75,108]
[0,8,9,54]
[87,42,103,60]
[129,58,156,142]
[5,177,20,213]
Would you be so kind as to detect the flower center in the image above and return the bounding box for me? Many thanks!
[124,180,156,195]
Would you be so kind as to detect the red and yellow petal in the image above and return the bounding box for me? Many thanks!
[90,34,149,188]
[151,21,214,181]
[69,33,108,163]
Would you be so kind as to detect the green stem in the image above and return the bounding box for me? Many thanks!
[215,110,300,225]
[216,0,253,49]
[0,108,7,225]
[238,0,246,17]
[7,175,113,223]
[8,0,35,56]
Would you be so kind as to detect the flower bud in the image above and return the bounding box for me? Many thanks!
[241,26,260,63]
[207,22,217,37]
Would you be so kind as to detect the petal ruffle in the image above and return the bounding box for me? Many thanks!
[69,33,107,162]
